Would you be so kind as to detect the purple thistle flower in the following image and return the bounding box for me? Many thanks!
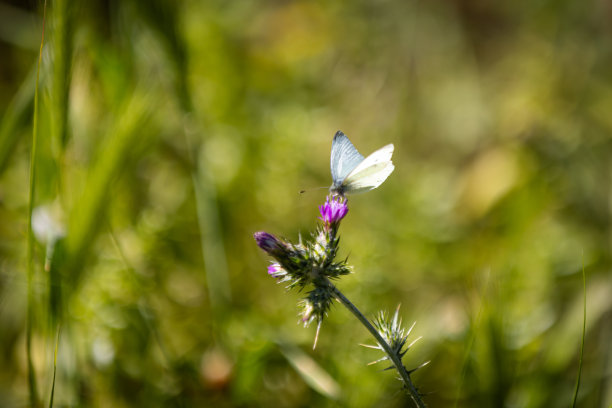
[319,196,348,225]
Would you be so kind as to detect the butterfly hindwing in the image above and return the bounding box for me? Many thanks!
[342,144,394,194]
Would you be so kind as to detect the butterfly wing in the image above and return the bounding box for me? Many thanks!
[330,131,364,187]
[341,144,394,194]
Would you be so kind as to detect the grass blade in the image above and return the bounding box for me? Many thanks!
[50,0,73,155]
[571,259,587,407]
[48,325,61,408]
[0,63,38,174]
[26,1,49,407]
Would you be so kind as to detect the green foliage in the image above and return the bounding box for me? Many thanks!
[0,0,610,407]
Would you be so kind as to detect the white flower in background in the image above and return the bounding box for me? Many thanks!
[32,203,65,244]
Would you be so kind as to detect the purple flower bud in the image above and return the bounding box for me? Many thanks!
[267,263,286,279]
[254,232,284,256]
[319,196,348,225]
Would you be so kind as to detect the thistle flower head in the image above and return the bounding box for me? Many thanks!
[254,195,351,342]
[319,195,348,226]
[362,305,424,375]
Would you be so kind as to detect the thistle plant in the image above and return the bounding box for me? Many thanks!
[254,195,427,407]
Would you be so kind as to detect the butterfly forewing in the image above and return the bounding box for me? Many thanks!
[330,131,365,186]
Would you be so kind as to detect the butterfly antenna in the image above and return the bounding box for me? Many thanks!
[299,186,328,195]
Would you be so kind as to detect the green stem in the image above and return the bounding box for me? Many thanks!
[325,279,426,408]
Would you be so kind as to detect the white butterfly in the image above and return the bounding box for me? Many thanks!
[329,131,395,196]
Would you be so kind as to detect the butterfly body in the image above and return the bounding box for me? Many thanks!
[329,131,395,196]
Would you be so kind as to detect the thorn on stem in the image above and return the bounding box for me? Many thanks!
[313,320,322,350]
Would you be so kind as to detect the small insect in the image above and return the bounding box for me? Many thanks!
[329,130,395,196]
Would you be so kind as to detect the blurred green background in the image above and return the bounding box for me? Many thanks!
[1,0,611,407]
